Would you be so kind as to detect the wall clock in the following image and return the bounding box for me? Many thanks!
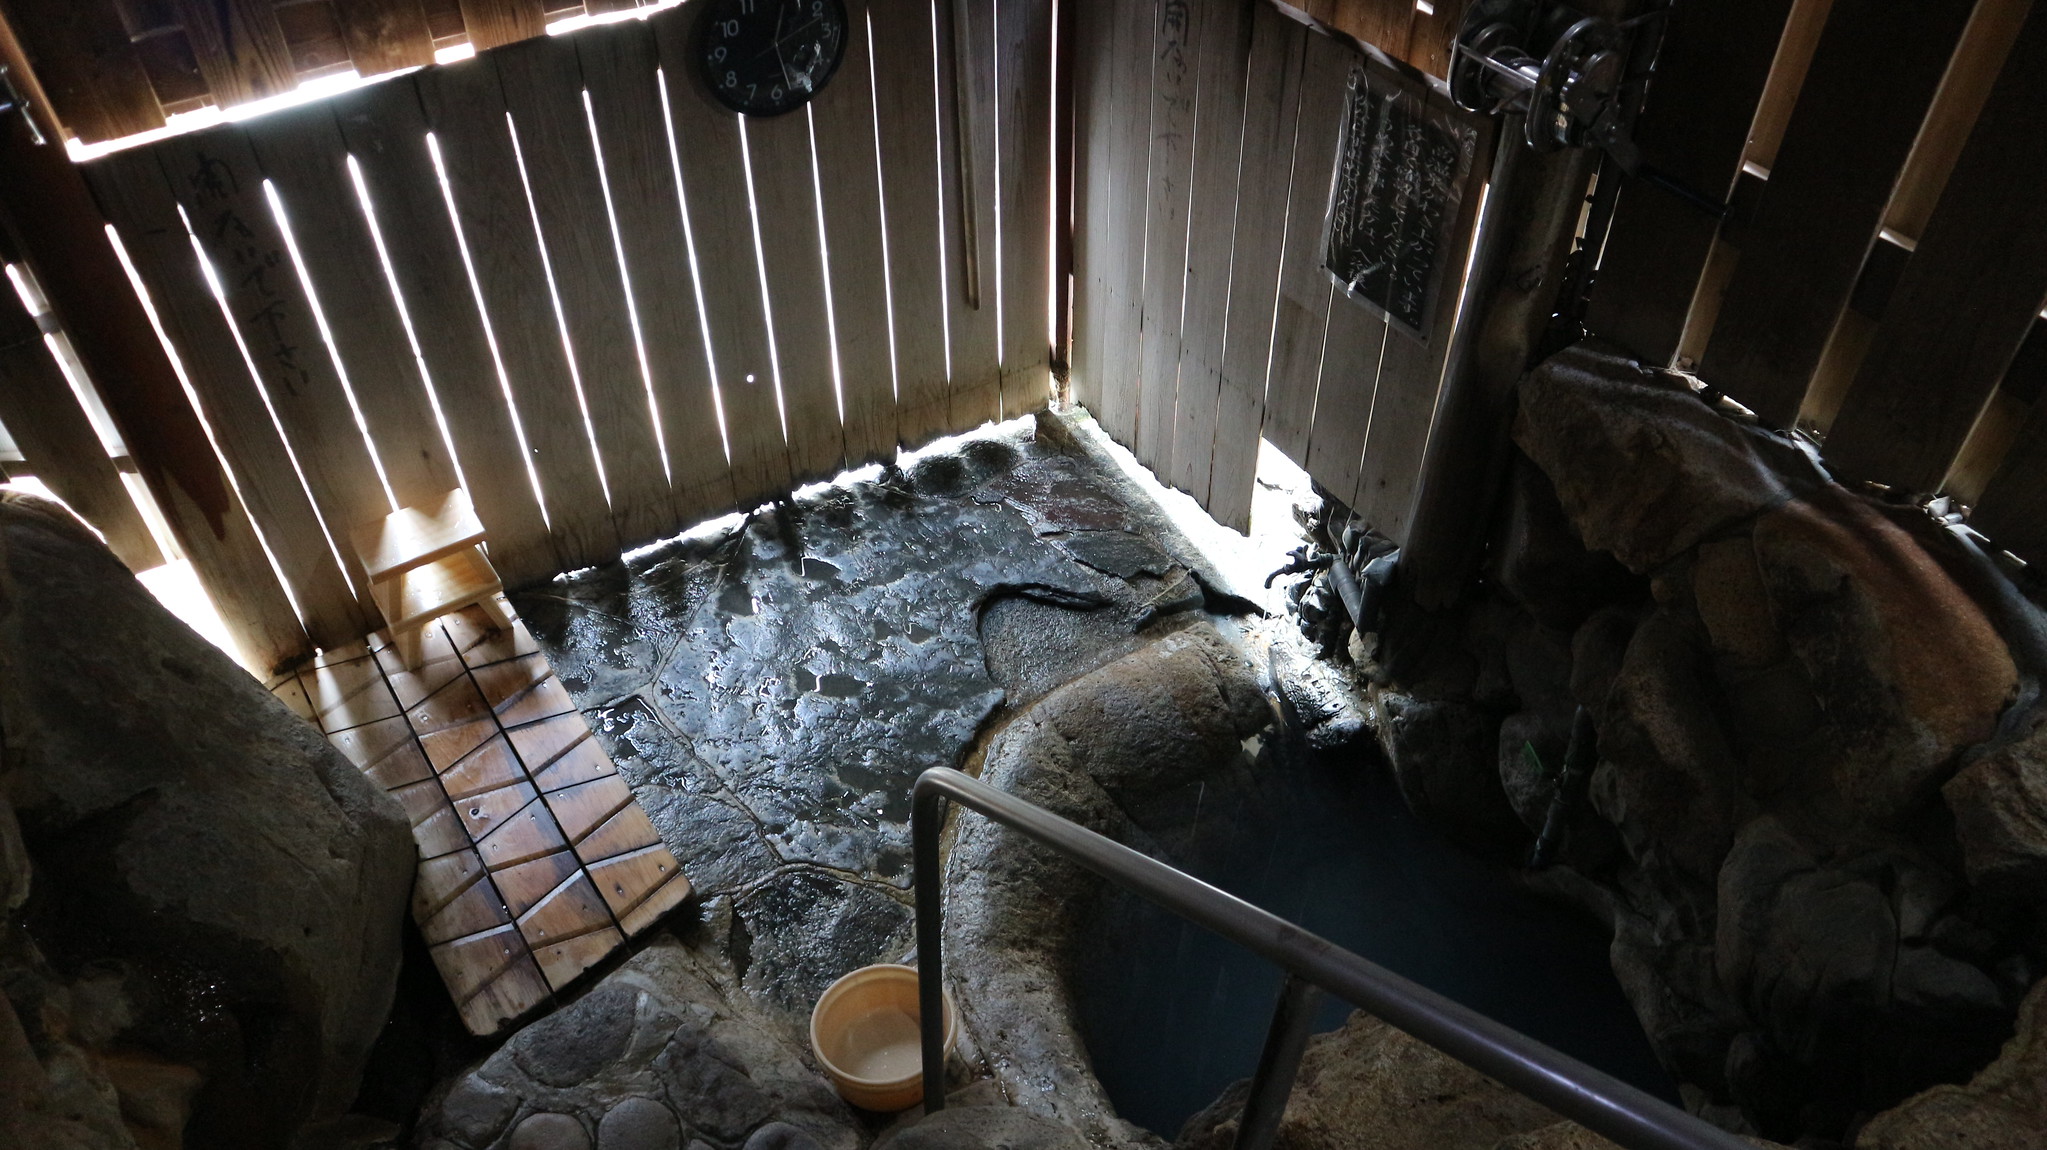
[697,0,851,117]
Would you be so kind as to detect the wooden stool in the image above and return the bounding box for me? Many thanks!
[350,489,507,667]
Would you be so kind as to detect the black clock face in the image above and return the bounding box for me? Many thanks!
[697,0,850,117]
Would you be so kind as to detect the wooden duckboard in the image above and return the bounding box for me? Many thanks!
[270,596,692,1036]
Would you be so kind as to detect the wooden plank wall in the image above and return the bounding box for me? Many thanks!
[0,276,165,571]
[1071,0,1485,539]
[1580,0,2047,571]
[80,0,1054,662]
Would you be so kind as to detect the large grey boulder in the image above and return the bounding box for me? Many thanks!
[1749,490,2016,825]
[873,1106,1093,1150]
[414,915,863,1150]
[943,622,1269,1149]
[1364,344,2038,1142]
[1377,691,1524,858]
[1590,611,1744,889]
[1856,976,2047,1149]
[0,493,413,1147]
[1491,1122,1786,1149]
[1944,718,2047,920]
[1488,451,1642,632]
[1174,1010,1557,1150]
[1511,348,1820,572]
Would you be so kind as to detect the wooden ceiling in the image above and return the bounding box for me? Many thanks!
[0,0,637,144]
[4,0,1463,148]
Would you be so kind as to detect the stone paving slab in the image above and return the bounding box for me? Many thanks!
[514,425,1212,904]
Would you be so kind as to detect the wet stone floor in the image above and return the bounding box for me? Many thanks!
[508,418,1234,1018]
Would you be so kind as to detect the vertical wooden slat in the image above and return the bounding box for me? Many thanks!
[995,0,1054,419]
[1259,29,1349,468]
[333,0,437,75]
[418,51,618,574]
[939,0,1002,427]
[1305,288,1388,514]
[1305,57,1492,523]
[1883,0,2031,244]
[493,32,674,550]
[3,0,165,143]
[650,11,793,507]
[1168,0,1253,504]
[575,18,735,523]
[1743,0,1835,173]
[1133,0,1203,478]
[457,0,548,51]
[1067,0,1112,417]
[244,100,459,509]
[84,146,367,646]
[1204,2,1305,532]
[1820,0,2047,494]
[1697,0,1974,428]
[330,76,556,587]
[1972,397,2047,565]
[167,0,298,106]
[1945,384,2030,505]
[1092,0,1157,445]
[810,1,901,467]
[0,318,164,571]
[1304,60,1401,519]
[1579,0,1794,367]
[156,126,395,610]
[1796,0,2032,433]
[742,105,847,484]
[2,26,304,669]
[869,0,951,446]
[1051,0,1076,373]
[1349,84,1487,543]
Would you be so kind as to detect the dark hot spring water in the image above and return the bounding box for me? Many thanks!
[1071,732,1676,1139]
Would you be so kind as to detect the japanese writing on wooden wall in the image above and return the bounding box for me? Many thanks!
[1323,63,1476,340]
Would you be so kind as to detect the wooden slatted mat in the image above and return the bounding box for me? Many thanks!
[268,597,691,1036]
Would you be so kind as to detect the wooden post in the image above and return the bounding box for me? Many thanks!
[1052,0,1076,379]
[1398,124,1599,610]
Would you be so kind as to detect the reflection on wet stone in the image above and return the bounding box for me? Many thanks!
[734,870,914,1020]
[593,697,721,797]
[515,424,1210,891]
[1052,531,1176,579]
[634,789,781,898]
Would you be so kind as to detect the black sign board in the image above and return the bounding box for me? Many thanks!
[1323,65,1479,342]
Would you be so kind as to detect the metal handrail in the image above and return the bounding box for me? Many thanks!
[911,766,1750,1150]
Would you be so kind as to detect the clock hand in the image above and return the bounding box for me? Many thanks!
[773,3,794,86]
[741,12,820,67]
[775,15,825,46]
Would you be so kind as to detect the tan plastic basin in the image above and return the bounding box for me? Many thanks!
[808,963,956,1111]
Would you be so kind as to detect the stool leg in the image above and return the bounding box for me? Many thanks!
[477,592,513,633]
[397,624,424,669]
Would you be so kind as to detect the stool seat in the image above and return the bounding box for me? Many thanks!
[351,488,486,583]
[370,545,503,635]
[352,489,507,667]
